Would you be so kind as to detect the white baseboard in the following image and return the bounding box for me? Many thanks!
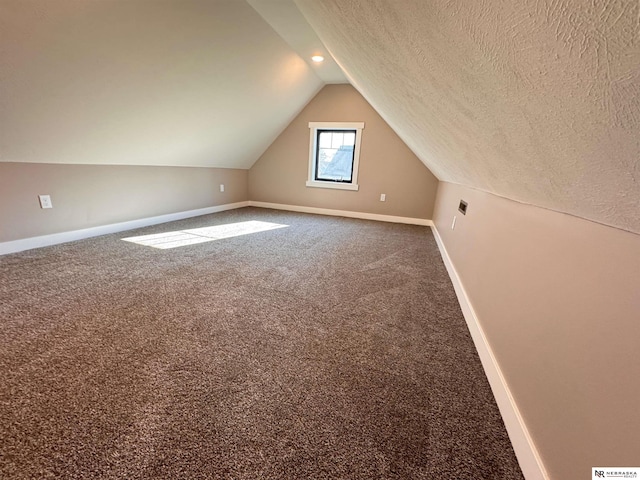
[430,225,548,480]
[0,201,250,255]
[2,201,428,255]
[248,201,433,226]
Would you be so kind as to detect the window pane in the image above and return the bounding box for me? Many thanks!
[316,129,356,182]
[343,132,355,146]
[319,131,332,148]
[331,132,344,149]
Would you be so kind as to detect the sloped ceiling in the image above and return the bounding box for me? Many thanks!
[247,0,347,84]
[0,0,322,168]
[295,0,640,234]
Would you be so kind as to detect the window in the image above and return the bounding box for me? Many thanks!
[306,122,364,191]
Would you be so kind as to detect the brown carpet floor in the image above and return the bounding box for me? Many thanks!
[0,207,524,479]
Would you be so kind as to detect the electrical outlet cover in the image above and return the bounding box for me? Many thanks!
[39,195,53,209]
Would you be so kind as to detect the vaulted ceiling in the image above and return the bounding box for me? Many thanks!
[295,0,640,234]
[0,0,323,169]
[1,0,638,234]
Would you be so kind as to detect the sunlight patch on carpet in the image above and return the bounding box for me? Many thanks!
[122,221,288,249]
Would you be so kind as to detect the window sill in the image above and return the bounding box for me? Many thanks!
[306,180,359,191]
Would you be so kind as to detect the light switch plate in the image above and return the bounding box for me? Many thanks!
[39,195,53,209]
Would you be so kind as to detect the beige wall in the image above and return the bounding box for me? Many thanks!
[433,182,640,480]
[248,84,438,219]
[0,163,247,243]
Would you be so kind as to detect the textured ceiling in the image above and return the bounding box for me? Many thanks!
[0,0,322,168]
[295,0,640,234]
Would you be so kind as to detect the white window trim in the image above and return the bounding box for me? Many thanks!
[306,121,364,191]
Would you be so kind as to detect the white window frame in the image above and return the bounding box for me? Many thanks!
[306,121,364,191]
